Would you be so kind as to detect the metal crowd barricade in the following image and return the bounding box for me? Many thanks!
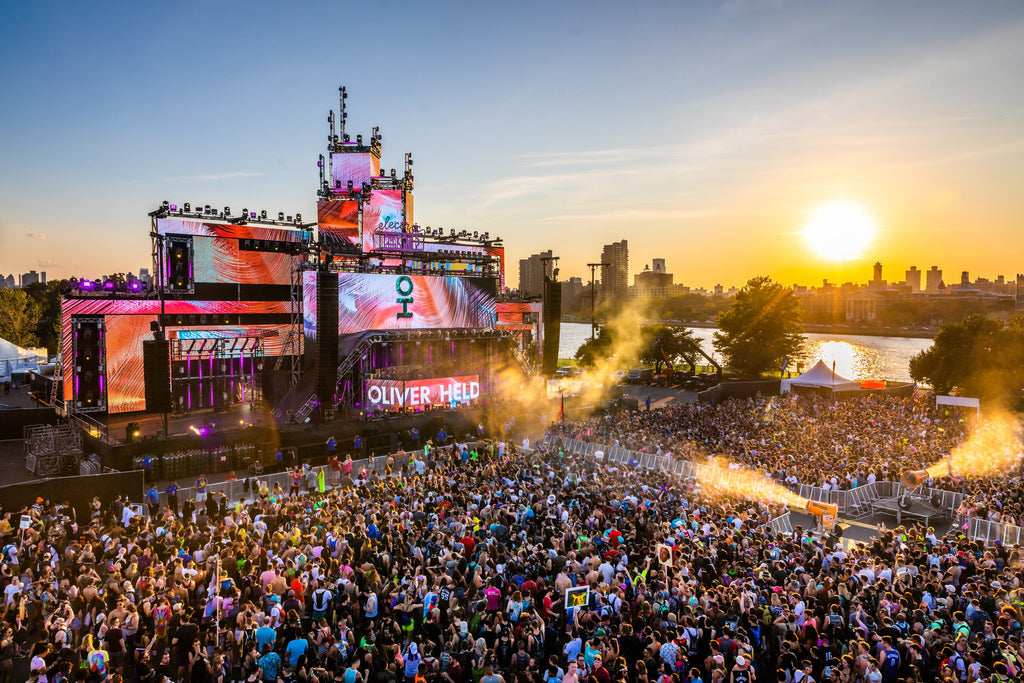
[767,512,794,535]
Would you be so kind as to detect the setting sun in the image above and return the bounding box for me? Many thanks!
[803,202,876,261]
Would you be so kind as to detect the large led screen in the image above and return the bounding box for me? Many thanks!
[157,218,305,286]
[361,190,405,252]
[366,375,480,410]
[62,298,296,413]
[317,200,360,247]
[331,152,379,193]
[302,272,496,338]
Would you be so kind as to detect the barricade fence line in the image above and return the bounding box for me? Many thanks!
[547,434,1023,544]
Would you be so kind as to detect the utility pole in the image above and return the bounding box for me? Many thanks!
[587,262,610,340]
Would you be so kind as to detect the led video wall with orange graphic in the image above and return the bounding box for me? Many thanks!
[62,298,294,413]
[156,218,306,286]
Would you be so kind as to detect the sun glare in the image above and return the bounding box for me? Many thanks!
[803,202,876,261]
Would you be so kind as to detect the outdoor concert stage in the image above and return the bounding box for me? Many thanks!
[50,87,552,472]
[871,496,949,528]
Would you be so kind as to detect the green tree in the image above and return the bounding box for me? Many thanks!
[574,327,615,368]
[639,325,701,374]
[909,313,1024,407]
[713,276,804,378]
[0,288,42,347]
[25,279,67,354]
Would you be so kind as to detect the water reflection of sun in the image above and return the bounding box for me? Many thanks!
[800,340,884,380]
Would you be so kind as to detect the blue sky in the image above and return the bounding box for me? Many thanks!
[1,1,1022,289]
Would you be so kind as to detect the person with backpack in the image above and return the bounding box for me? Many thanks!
[312,582,333,622]
[716,626,739,671]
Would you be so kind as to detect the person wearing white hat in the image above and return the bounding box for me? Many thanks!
[730,655,752,683]
[403,642,422,683]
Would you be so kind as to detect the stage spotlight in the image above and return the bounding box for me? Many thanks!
[102,280,116,291]
[344,134,351,142]
[391,168,396,178]
[347,180,354,191]
[169,204,178,212]
[79,279,95,291]
[184,202,191,212]
[204,205,211,213]
[260,210,267,219]
[128,281,142,292]
[224,206,231,215]
[162,200,169,208]
[296,213,302,222]
[278,212,284,220]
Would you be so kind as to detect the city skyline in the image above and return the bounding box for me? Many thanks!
[2,2,1023,288]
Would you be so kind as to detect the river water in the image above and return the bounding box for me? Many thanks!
[558,322,932,382]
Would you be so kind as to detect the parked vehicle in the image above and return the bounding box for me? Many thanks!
[625,367,653,383]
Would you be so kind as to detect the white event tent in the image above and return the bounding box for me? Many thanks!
[780,359,860,394]
[0,336,43,382]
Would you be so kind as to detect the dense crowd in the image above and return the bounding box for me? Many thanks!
[1,394,1023,683]
[551,394,1024,522]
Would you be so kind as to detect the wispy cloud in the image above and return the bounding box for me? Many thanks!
[165,171,267,182]
[26,231,46,241]
[37,259,60,268]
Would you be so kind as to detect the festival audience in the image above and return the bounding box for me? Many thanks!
[0,393,1021,683]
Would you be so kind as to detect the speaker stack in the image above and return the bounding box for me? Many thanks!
[73,318,106,411]
[315,271,340,421]
[143,339,172,413]
[542,278,562,375]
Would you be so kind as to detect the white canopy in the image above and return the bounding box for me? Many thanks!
[0,336,43,382]
[781,359,860,394]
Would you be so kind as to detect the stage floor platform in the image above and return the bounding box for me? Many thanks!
[872,496,948,529]
[104,403,273,444]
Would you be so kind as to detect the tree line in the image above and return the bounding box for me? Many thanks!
[575,275,1024,408]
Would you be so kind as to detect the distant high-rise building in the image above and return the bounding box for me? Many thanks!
[633,260,674,299]
[600,240,629,299]
[21,270,41,287]
[517,250,553,297]
[139,268,152,289]
[561,276,583,311]
[1017,274,1024,313]
[960,271,970,287]
[904,266,921,293]
[926,266,943,293]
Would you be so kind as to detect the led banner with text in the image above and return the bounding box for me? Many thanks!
[366,375,480,410]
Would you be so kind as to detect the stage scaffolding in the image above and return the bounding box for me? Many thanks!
[24,423,83,476]
[273,258,308,390]
[170,335,265,415]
